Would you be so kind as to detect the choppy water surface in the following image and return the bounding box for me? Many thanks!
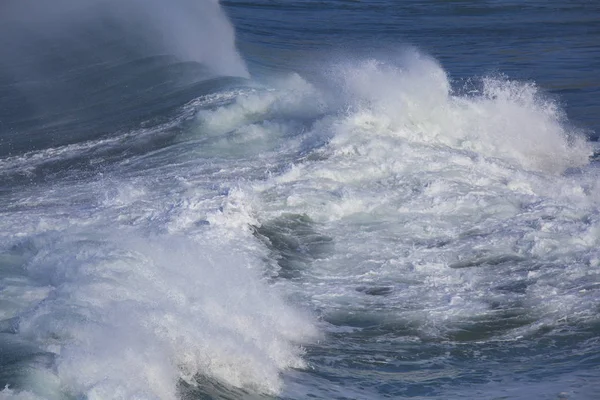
[0,1,599,399]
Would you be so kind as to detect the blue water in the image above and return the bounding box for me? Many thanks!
[0,1,599,399]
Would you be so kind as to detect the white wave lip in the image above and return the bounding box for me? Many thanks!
[1,231,317,400]
[328,53,591,174]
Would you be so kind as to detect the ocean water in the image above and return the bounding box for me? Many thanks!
[0,1,599,399]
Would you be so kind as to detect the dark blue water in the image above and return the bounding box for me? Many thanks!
[0,1,599,399]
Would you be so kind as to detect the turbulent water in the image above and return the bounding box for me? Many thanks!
[1,1,599,399]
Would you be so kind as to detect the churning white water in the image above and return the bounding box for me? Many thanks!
[1,38,598,400]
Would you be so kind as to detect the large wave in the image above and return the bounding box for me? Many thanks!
[0,26,597,399]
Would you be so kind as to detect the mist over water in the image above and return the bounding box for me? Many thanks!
[0,0,247,156]
[1,0,247,76]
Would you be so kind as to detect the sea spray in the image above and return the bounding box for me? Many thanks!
[0,0,247,78]
[0,0,248,156]
[0,228,318,399]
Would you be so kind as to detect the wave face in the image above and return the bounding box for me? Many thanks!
[1,1,600,399]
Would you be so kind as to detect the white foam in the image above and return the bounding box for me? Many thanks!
[327,54,591,174]
[0,156,319,399]
[10,230,317,399]
[237,51,599,342]
[0,388,44,400]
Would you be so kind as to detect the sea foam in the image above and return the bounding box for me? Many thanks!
[4,229,317,400]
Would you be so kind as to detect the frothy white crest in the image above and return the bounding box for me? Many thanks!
[196,74,324,136]
[331,53,591,173]
[13,231,317,399]
[187,75,327,158]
